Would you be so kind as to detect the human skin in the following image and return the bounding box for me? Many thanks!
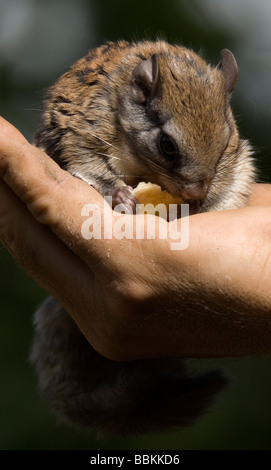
[0,116,271,361]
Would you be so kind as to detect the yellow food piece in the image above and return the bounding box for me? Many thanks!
[133,182,184,218]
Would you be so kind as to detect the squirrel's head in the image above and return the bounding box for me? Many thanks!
[118,46,241,211]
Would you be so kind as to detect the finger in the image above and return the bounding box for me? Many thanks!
[0,178,97,335]
[0,117,126,276]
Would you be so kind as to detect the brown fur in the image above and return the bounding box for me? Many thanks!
[31,40,255,435]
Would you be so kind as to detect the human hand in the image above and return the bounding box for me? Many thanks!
[1,117,271,360]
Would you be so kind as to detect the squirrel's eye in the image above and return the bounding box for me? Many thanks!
[159,133,177,159]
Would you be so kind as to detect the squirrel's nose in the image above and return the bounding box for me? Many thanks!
[182,181,208,200]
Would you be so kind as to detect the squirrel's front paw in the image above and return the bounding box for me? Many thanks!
[112,186,138,214]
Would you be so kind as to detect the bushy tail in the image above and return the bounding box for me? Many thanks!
[30,297,228,435]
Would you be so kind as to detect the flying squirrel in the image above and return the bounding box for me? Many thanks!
[31,40,255,434]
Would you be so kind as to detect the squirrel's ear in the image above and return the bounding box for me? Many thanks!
[217,49,238,96]
[132,54,160,104]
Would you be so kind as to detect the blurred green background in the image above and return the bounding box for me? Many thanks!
[1,0,271,450]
